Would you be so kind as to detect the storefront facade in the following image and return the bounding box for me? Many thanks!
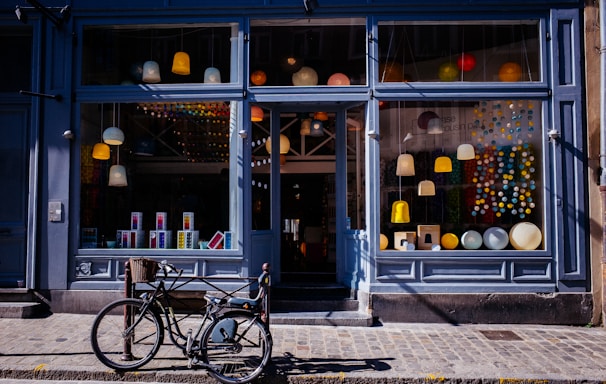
[0,0,596,323]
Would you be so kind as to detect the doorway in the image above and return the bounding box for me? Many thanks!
[250,103,365,286]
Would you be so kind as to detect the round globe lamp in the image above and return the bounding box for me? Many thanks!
[509,222,542,250]
[461,230,483,250]
[379,234,389,250]
[457,53,476,72]
[483,227,509,250]
[327,73,350,86]
[251,70,267,86]
[438,62,459,81]
[498,62,522,82]
[292,66,318,86]
[441,233,459,250]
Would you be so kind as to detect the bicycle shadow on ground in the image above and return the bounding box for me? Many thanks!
[264,352,394,376]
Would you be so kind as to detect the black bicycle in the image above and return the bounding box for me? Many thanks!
[90,260,272,384]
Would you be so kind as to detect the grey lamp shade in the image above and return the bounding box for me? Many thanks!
[457,143,476,160]
[204,67,221,83]
[108,165,128,187]
[102,127,124,145]
[142,60,161,83]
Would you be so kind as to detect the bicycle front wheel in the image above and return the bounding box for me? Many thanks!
[91,298,164,370]
[200,311,273,384]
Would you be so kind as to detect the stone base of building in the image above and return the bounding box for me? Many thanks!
[370,292,594,325]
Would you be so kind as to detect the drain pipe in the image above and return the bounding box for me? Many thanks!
[600,0,606,323]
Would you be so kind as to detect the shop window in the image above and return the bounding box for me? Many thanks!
[79,102,238,250]
[81,24,236,85]
[0,26,32,92]
[377,21,540,83]
[379,100,543,251]
[249,18,367,87]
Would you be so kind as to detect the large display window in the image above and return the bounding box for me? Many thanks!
[81,23,237,85]
[79,101,239,251]
[377,21,541,83]
[379,100,544,252]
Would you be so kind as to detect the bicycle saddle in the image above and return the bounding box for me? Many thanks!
[227,297,260,311]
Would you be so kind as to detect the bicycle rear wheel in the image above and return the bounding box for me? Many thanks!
[200,311,272,384]
[91,298,164,370]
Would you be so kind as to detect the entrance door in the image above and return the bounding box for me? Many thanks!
[251,103,365,285]
[0,106,31,288]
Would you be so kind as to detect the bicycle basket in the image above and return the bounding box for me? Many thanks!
[129,258,159,283]
[211,318,238,343]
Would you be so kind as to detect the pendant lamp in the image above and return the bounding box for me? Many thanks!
[251,106,264,122]
[434,156,453,172]
[142,61,161,83]
[265,134,290,165]
[172,29,190,75]
[309,119,324,137]
[92,103,110,160]
[427,117,443,134]
[391,200,410,223]
[108,145,127,187]
[396,154,415,176]
[418,180,436,196]
[457,143,475,160]
[103,104,124,145]
[300,118,311,135]
[204,67,221,83]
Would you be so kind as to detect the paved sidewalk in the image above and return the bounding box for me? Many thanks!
[1,313,606,383]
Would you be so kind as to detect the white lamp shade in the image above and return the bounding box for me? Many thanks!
[483,227,509,250]
[396,154,415,176]
[457,143,475,160]
[418,180,436,196]
[108,165,128,187]
[102,127,125,145]
[92,142,110,160]
[204,67,221,83]
[461,230,483,250]
[427,117,443,134]
[509,222,542,250]
[171,51,191,75]
[434,156,452,172]
[142,60,161,83]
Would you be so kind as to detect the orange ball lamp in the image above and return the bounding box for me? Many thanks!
[251,70,267,86]
[498,62,522,82]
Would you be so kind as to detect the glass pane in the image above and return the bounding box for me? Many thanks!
[377,21,540,82]
[347,106,365,231]
[250,18,367,86]
[250,105,271,230]
[379,100,543,251]
[82,24,236,85]
[79,101,238,250]
[0,27,32,92]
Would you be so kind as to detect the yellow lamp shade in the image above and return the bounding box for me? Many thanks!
[327,73,350,86]
[434,156,452,173]
[251,106,264,122]
[251,70,267,86]
[171,51,190,75]
[418,180,436,196]
[498,62,522,82]
[509,222,542,250]
[391,200,410,223]
[441,233,459,250]
[396,154,415,176]
[379,234,389,250]
[265,134,290,154]
[456,143,475,160]
[300,118,311,135]
[92,142,110,160]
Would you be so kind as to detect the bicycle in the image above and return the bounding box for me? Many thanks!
[90,260,273,384]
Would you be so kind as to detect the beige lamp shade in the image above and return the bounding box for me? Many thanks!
[108,165,128,187]
[418,180,436,196]
[102,127,125,145]
[509,222,542,250]
[92,142,110,160]
[204,67,221,83]
[434,156,452,172]
[300,118,311,135]
[427,118,443,134]
[171,51,190,75]
[391,200,410,223]
[251,106,264,122]
[142,60,161,83]
[265,134,290,154]
[396,154,415,176]
[292,66,318,86]
[457,143,475,160]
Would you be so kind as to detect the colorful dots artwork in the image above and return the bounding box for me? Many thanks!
[470,100,536,221]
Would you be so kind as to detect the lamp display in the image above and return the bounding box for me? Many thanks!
[313,112,328,121]
[92,143,110,160]
[327,73,350,86]
[441,233,459,250]
[309,120,324,136]
[379,234,389,250]
[292,66,318,86]
[108,164,128,187]
[265,134,290,154]
[418,180,436,196]
[427,117,443,134]
[456,143,475,160]
[498,62,522,82]
[417,111,439,130]
[300,118,311,135]
[142,60,161,83]
[103,104,124,145]
[456,53,476,72]
[438,62,459,82]
[251,70,267,86]
[396,154,415,176]
[391,200,410,223]
[509,222,542,250]
[434,156,452,173]
[483,227,509,250]
[461,230,482,249]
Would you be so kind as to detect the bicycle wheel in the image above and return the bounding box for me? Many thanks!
[200,311,272,384]
[91,298,164,370]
